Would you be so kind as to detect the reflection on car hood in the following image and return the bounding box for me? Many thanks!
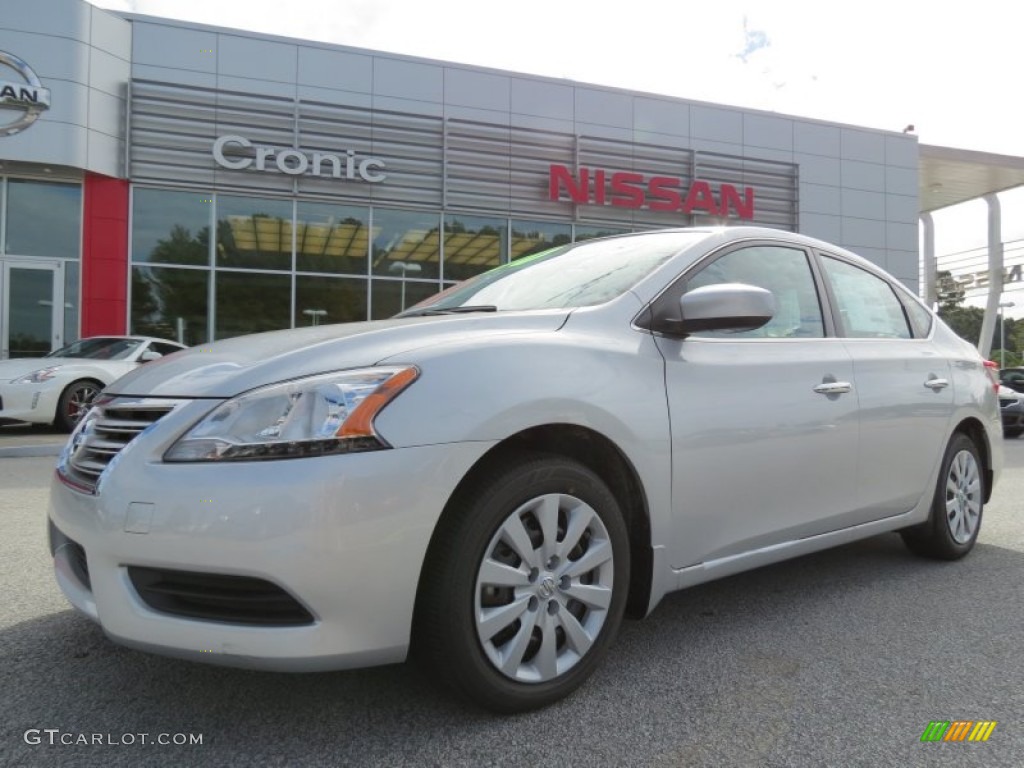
[0,358,55,381]
[107,311,571,398]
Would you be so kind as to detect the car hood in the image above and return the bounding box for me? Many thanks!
[0,357,138,384]
[107,311,571,398]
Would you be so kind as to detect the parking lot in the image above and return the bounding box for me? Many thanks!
[1,432,1022,767]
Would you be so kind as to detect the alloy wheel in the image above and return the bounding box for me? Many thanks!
[945,449,982,544]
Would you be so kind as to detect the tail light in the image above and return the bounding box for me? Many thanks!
[984,359,1000,393]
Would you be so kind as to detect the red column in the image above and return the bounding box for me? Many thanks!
[81,173,130,336]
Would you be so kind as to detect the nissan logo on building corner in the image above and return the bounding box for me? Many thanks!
[0,51,51,136]
[212,135,386,182]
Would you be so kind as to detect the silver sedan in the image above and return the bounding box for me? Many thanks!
[47,227,1001,713]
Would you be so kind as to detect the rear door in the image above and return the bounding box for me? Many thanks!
[818,253,954,517]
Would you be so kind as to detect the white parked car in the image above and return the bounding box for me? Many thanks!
[0,336,186,431]
[48,228,1001,712]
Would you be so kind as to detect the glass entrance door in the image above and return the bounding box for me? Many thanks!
[1,260,63,359]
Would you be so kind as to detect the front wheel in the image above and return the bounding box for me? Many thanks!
[414,454,630,713]
[901,433,984,560]
[55,380,102,432]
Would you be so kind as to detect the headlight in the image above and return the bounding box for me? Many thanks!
[164,366,419,462]
[13,365,62,384]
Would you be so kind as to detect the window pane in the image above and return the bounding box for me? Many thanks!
[893,283,934,338]
[295,275,367,326]
[371,208,440,279]
[822,257,911,339]
[687,246,824,338]
[132,188,211,265]
[371,278,440,319]
[443,214,506,282]
[217,195,292,271]
[574,224,629,242]
[64,261,79,344]
[215,271,291,340]
[295,202,369,275]
[131,266,209,345]
[510,220,571,260]
[6,180,81,259]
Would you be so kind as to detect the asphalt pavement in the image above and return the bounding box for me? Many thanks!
[1,439,1023,767]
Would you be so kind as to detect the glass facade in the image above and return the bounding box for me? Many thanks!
[0,178,82,356]
[6,179,82,260]
[128,186,638,340]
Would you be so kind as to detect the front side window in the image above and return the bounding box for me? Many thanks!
[685,245,825,338]
[821,257,911,339]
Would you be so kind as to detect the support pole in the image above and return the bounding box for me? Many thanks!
[978,194,1003,358]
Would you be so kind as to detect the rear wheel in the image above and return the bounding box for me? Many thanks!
[414,454,630,713]
[901,433,984,560]
[55,379,102,432]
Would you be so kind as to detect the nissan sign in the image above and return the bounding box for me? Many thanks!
[0,51,50,136]
[212,135,386,182]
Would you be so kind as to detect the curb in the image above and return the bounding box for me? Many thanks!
[0,445,64,459]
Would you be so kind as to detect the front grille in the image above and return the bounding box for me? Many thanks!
[62,399,180,492]
[1001,398,1019,409]
[127,567,315,626]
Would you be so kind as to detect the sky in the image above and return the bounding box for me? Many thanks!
[87,0,1024,308]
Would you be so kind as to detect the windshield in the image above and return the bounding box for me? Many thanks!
[46,337,143,361]
[404,232,706,314]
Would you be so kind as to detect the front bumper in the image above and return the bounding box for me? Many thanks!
[0,380,59,424]
[48,410,493,671]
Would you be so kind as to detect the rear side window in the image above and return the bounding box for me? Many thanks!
[821,257,911,339]
[900,294,934,338]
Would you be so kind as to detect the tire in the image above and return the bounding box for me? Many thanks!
[1004,428,1022,439]
[55,380,102,432]
[414,453,630,713]
[900,433,984,560]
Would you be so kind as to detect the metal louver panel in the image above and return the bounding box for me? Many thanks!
[129,77,797,229]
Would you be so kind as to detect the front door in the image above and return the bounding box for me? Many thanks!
[653,243,860,568]
[0,260,63,359]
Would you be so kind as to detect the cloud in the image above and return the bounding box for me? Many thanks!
[736,15,770,63]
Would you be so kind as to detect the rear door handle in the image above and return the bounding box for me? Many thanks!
[924,378,949,391]
[813,381,852,395]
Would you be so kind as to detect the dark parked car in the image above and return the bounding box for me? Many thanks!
[1000,367,1024,394]
[999,384,1024,438]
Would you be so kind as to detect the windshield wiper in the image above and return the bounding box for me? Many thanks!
[396,305,498,318]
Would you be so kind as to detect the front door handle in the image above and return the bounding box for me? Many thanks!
[924,377,950,391]
[813,381,853,395]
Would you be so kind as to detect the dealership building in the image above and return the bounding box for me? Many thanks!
[2,0,1023,357]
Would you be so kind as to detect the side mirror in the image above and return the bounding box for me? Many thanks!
[676,283,776,335]
[139,350,163,363]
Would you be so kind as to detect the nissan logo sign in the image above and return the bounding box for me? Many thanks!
[212,135,386,182]
[0,51,50,136]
